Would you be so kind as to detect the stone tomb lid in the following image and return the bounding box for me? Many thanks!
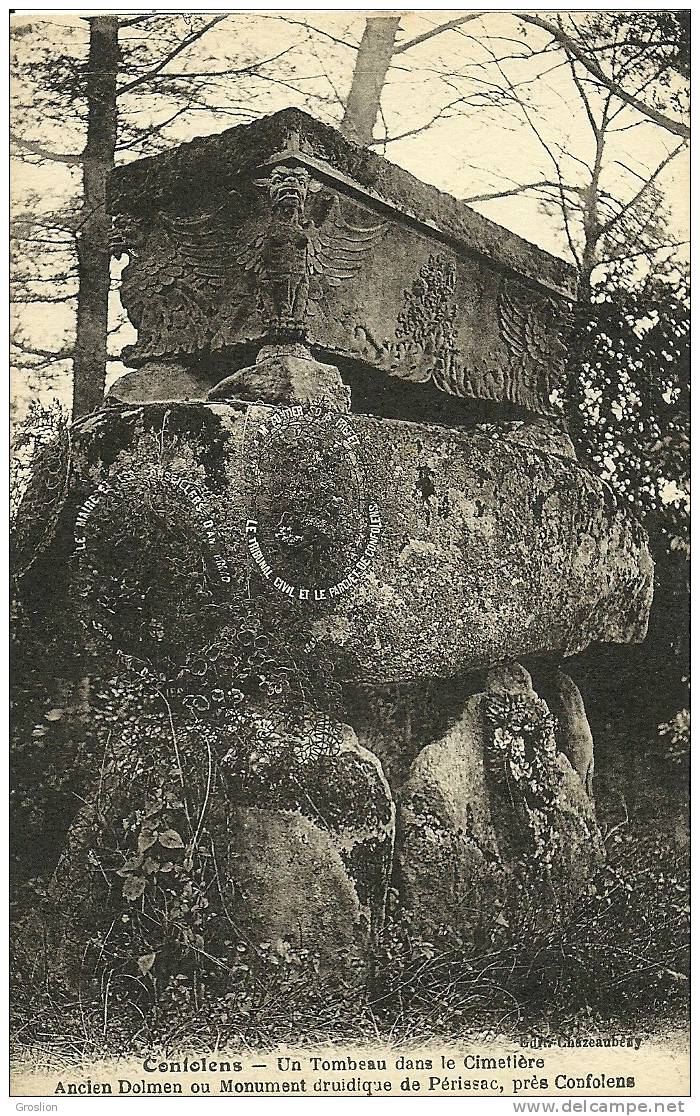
[109,107,577,418]
[111,107,576,299]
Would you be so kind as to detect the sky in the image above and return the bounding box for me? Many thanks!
[10,10,690,413]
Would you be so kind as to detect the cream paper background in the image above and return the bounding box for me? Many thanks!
[11,1032,690,1098]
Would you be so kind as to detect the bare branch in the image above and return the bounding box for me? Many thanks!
[462,181,587,204]
[274,16,357,52]
[12,292,76,304]
[11,337,72,362]
[395,14,486,55]
[599,239,689,268]
[117,14,230,97]
[515,13,690,139]
[11,134,80,165]
[599,143,686,237]
[372,95,478,146]
[394,10,689,138]
[565,49,601,139]
[118,14,160,30]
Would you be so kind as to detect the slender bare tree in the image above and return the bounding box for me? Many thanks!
[11,12,312,416]
[340,16,401,144]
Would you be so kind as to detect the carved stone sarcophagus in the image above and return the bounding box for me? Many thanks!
[110,107,574,421]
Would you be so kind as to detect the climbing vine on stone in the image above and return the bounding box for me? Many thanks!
[60,650,345,1004]
[11,401,71,580]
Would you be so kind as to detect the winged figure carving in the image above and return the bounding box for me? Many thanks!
[115,210,235,357]
[235,165,387,340]
[497,277,572,408]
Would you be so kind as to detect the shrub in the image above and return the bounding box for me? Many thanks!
[369,828,689,1034]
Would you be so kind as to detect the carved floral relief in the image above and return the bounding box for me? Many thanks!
[347,255,571,415]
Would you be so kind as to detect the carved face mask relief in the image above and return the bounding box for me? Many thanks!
[267,166,314,212]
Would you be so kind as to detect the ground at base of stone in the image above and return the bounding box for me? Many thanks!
[9,998,688,1063]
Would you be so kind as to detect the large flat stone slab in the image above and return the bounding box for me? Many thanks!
[67,401,653,684]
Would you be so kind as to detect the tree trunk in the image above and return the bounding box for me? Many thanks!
[72,16,119,419]
[341,16,401,145]
[578,105,609,300]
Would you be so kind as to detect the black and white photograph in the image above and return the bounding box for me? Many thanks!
[9,8,690,1100]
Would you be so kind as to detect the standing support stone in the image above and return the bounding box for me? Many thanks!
[396,663,604,944]
[541,669,596,801]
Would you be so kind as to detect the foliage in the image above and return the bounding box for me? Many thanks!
[580,11,689,93]
[658,709,690,768]
[11,826,688,1056]
[371,828,689,1034]
[11,932,364,1057]
[570,272,689,546]
[567,271,689,778]
[10,400,70,521]
[11,638,349,1033]
[40,661,337,1011]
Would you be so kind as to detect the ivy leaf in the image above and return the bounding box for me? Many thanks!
[159,829,184,849]
[143,856,160,875]
[122,875,146,902]
[137,951,156,975]
[116,853,144,878]
[138,830,158,853]
[45,708,64,721]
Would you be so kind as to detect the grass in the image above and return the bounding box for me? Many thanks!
[10,825,688,1065]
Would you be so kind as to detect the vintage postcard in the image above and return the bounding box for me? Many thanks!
[9,8,690,1103]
